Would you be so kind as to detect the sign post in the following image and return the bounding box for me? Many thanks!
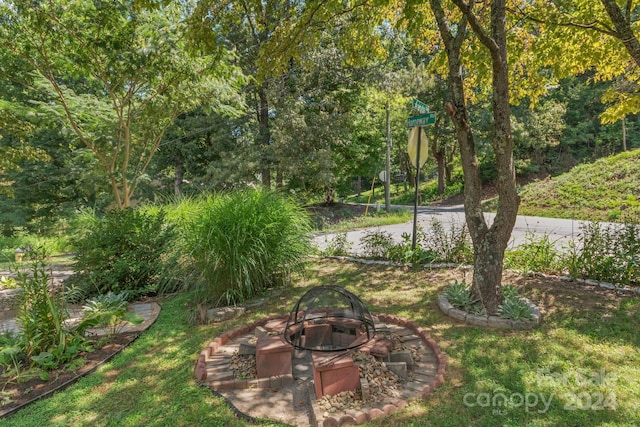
[407,100,436,250]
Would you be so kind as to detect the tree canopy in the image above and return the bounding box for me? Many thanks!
[0,0,245,208]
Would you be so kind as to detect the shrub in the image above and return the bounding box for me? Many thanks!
[567,222,640,287]
[360,230,396,260]
[359,221,471,266]
[422,217,473,264]
[184,189,313,305]
[320,232,353,256]
[14,250,88,373]
[504,233,563,275]
[68,208,177,301]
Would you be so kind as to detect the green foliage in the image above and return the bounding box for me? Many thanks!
[360,230,397,260]
[504,233,564,275]
[567,222,640,287]
[68,208,177,301]
[183,189,313,305]
[0,333,24,380]
[320,232,353,256]
[75,292,143,339]
[14,250,87,372]
[423,217,473,264]
[0,0,245,208]
[0,234,70,263]
[497,285,535,321]
[443,281,478,312]
[359,218,472,265]
[0,275,18,290]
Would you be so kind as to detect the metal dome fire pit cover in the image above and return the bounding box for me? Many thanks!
[283,285,376,352]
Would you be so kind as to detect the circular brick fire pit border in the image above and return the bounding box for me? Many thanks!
[195,313,447,426]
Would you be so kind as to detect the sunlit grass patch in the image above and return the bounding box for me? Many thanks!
[4,259,639,426]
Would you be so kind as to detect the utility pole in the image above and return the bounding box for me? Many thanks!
[385,99,392,213]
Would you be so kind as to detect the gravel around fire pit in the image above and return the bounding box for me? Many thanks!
[197,313,447,427]
[230,352,257,379]
[229,332,415,403]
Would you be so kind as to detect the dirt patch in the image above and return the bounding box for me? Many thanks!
[0,333,138,417]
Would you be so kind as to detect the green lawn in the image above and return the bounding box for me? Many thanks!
[3,260,639,426]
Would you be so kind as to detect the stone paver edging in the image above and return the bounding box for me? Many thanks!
[195,313,447,427]
[437,294,542,329]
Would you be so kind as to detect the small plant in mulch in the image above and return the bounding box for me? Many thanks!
[443,281,534,321]
[75,291,144,340]
[0,276,19,291]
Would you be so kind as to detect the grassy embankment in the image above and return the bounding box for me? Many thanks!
[516,149,640,222]
[351,149,640,223]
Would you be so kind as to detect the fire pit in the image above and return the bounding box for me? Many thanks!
[283,285,376,352]
[195,286,447,427]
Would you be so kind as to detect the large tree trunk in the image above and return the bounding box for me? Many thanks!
[431,116,446,195]
[434,147,446,195]
[432,0,519,314]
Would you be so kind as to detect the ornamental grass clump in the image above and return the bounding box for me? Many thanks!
[184,189,313,305]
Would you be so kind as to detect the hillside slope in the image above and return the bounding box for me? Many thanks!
[518,149,640,222]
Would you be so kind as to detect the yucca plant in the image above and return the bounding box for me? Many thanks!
[443,280,478,312]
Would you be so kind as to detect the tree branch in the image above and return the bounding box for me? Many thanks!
[509,5,618,38]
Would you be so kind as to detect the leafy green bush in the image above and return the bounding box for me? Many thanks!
[13,251,88,374]
[567,222,640,287]
[183,189,313,305]
[423,218,473,264]
[360,230,396,260]
[504,233,563,275]
[68,208,177,301]
[320,232,353,256]
[359,219,471,265]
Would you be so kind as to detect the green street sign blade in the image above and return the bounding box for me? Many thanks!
[406,112,436,128]
[412,99,429,114]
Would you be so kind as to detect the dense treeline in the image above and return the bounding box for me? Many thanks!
[1,0,638,237]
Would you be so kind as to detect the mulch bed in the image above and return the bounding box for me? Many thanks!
[0,332,138,417]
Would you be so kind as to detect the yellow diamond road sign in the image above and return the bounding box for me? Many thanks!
[408,126,428,168]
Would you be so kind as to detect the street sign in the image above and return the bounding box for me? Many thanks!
[408,126,428,168]
[378,170,388,183]
[406,112,436,128]
[412,99,430,114]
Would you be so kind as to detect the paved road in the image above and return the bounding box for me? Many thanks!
[313,204,592,255]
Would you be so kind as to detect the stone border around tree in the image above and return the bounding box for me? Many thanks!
[437,294,542,329]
